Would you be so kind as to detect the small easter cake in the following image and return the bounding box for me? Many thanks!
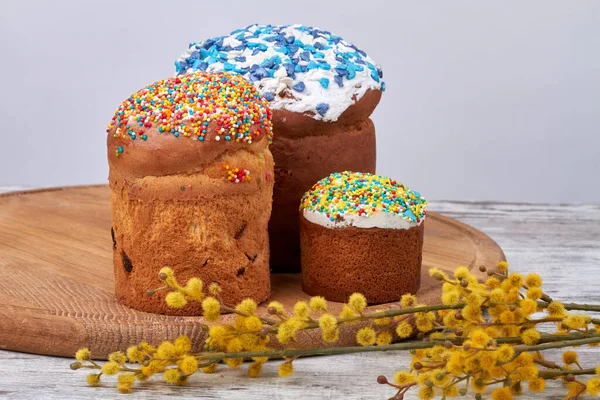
[176,24,384,273]
[299,171,427,303]
[107,71,274,314]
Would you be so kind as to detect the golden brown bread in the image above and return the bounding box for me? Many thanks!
[107,72,274,314]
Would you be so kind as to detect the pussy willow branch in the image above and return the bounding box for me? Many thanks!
[258,301,600,333]
[192,333,600,362]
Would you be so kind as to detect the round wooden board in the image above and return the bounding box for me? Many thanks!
[0,186,505,359]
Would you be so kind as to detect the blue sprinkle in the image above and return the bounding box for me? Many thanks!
[233,44,245,51]
[355,58,365,65]
[174,60,185,74]
[234,55,246,62]
[288,44,299,54]
[249,64,260,72]
[254,67,268,78]
[307,61,318,70]
[141,135,147,141]
[261,58,274,68]
[381,81,386,91]
[367,62,376,71]
[286,35,295,43]
[174,132,179,137]
[199,48,209,58]
[319,77,329,89]
[347,66,356,80]
[314,42,324,50]
[189,51,200,60]
[370,69,380,82]
[378,68,383,78]
[292,81,306,92]
[223,62,235,71]
[353,63,364,72]
[334,75,344,87]
[225,136,231,141]
[275,46,289,55]
[208,45,218,56]
[271,55,282,65]
[316,103,329,116]
[294,64,303,73]
[299,51,311,61]
[283,62,295,76]
[199,136,204,141]
[192,60,208,71]
[335,67,347,76]
[117,146,123,153]
[203,38,215,49]
[313,51,325,58]
[252,48,260,56]
[303,44,315,53]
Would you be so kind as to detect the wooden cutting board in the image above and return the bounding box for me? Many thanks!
[0,186,505,359]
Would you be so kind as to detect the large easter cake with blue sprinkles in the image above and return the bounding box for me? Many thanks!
[176,24,384,273]
[107,71,274,315]
[299,171,427,303]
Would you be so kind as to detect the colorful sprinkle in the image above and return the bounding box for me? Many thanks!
[300,171,427,223]
[107,72,273,156]
[224,164,251,183]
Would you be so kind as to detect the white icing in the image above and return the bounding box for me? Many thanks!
[303,209,423,230]
[176,24,384,122]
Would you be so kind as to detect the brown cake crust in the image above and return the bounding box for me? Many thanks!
[299,214,424,304]
[269,89,381,273]
[109,144,274,314]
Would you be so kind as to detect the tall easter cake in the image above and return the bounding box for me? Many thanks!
[299,171,427,303]
[176,24,384,273]
[107,71,274,315]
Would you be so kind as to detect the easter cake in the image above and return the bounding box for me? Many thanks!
[107,71,274,314]
[175,24,384,273]
[299,171,427,303]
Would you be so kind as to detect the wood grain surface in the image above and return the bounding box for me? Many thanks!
[0,185,504,360]
[0,189,598,399]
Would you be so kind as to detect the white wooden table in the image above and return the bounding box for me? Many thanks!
[0,186,599,399]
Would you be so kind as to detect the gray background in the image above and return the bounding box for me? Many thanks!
[1,0,598,202]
